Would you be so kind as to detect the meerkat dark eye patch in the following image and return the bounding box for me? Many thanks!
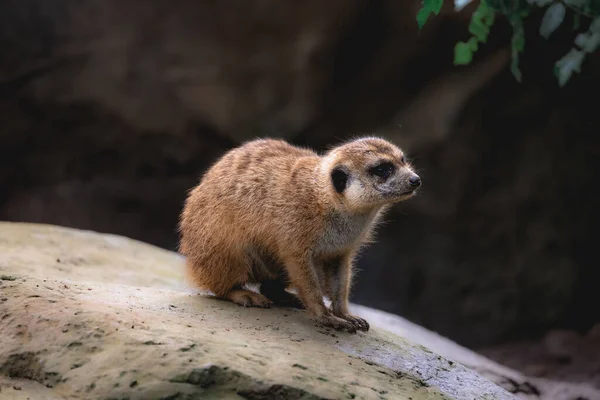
[331,167,348,193]
[368,161,395,179]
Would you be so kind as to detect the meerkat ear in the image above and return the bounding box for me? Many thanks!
[331,167,348,193]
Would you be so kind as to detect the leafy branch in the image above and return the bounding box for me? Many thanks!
[417,0,600,86]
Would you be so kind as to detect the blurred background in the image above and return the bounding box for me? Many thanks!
[1,0,599,391]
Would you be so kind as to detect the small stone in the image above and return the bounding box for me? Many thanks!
[186,365,220,388]
[179,343,196,352]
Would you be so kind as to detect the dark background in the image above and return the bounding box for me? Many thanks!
[1,0,599,387]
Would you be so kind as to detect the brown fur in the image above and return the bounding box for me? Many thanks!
[179,137,420,333]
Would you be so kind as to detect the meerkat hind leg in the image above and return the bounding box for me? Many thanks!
[226,286,273,308]
[260,277,305,309]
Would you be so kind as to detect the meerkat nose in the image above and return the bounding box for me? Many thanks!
[409,175,421,188]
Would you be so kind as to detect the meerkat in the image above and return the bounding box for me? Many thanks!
[179,137,421,333]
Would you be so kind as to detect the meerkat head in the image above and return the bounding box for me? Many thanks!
[322,137,421,212]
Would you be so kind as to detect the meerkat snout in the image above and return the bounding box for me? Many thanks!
[390,167,421,197]
[409,175,421,188]
[368,160,421,198]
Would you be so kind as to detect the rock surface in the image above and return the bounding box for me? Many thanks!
[0,222,516,400]
[353,306,600,400]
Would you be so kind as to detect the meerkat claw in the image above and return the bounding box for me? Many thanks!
[350,316,370,331]
[316,315,357,333]
[335,314,369,332]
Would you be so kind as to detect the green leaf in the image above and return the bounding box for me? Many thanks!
[510,57,523,82]
[509,15,526,82]
[513,31,526,52]
[417,0,444,29]
[591,16,600,33]
[540,3,566,39]
[573,16,600,53]
[555,48,585,86]
[451,1,496,67]
[575,31,600,52]
[454,41,475,65]
[467,36,479,51]
[469,17,491,41]
[468,1,496,43]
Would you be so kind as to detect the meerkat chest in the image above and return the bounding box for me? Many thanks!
[316,211,377,253]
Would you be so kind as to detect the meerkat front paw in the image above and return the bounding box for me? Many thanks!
[314,315,357,333]
[338,314,370,332]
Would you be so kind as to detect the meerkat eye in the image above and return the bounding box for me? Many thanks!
[369,162,395,179]
[401,156,406,164]
[331,167,348,193]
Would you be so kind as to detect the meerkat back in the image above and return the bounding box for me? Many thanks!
[178,139,316,302]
